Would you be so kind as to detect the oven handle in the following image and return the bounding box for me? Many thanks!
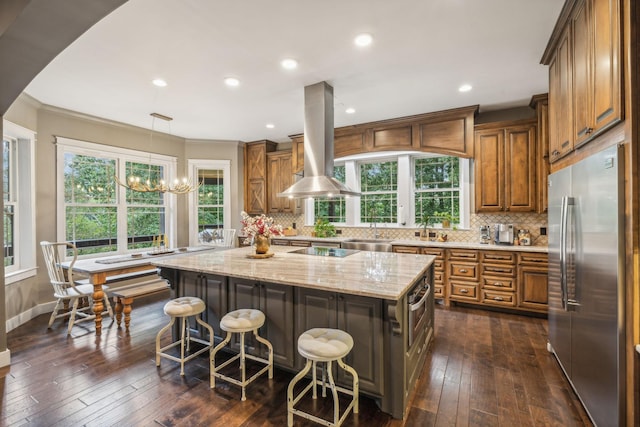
[409,284,431,312]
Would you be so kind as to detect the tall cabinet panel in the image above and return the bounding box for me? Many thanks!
[243,140,276,215]
[267,150,294,214]
[474,128,505,212]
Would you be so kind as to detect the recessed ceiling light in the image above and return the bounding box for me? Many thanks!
[345,107,356,114]
[458,84,472,92]
[354,33,373,47]
[224,77,240,87]
[152,78,167,87]
[281,58,298,70]
[266,123,275,129]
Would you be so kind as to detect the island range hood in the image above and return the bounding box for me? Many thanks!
[278,81,360,198]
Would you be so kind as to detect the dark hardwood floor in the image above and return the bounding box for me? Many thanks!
[1,295,593,426]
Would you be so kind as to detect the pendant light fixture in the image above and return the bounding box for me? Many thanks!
[114,112,198,194]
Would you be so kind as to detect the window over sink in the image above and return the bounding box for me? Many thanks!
[306,152,469,229]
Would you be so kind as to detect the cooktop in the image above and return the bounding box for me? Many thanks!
[290,247,359,257]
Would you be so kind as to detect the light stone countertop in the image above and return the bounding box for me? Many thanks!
[152,245,434,301]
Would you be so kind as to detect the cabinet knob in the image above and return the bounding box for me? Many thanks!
[493,296,504,301]
[459,268,468,273]
[552,149,560,156]
[586,127,594,134]
[460,288,469,294]
[495,282,503,287]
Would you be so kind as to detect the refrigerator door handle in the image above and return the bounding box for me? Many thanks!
[560,196,574,311]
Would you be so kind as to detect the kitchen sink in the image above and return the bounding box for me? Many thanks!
[341,239,393,252]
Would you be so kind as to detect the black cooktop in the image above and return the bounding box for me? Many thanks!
[290,247,359,258]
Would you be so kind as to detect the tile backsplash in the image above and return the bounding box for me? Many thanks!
[270,212,548,246]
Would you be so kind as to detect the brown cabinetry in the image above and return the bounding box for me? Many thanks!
[447,249,479,303]
[517,253,549,312]
[530,94,550,213]
[474,120,537,213]
[394,244,548,314]
[544,0,622,163]
[267,150,294,213]
[243,140,276,215]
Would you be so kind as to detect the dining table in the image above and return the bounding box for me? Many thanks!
[62,246,216,335]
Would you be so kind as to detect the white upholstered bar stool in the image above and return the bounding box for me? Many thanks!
[287,328,359,427]
[155,296,214,376]
[210,308,274,401]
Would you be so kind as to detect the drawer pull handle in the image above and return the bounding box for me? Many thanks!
[494,282,504,287]
[488,256,510,260]
[459,268,468,273]
[489,268,511,273]
[493,296,504,301]
[460,289,469,294]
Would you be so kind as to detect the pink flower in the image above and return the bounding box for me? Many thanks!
[240,211,283,242]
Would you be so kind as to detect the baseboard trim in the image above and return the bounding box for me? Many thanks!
[0,349,11,368]
[6,301,56,332]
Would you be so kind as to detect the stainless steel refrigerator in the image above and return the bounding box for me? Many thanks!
[547,144,625,427]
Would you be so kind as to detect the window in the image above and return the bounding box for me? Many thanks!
[360,160,398,223]
[414,156,461,226]
[188,159,231,245]
[306,153,469,229]
[57,137,177,257]
[3,120,36,283]
[314,165,346,223]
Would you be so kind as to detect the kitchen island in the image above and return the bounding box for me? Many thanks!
[153,245,435,419]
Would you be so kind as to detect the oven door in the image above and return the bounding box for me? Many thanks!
[408,283,431,348]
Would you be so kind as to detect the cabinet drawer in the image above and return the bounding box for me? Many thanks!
[421,248,445,259]
[448,249,478,261]
[290,241,312,247]
[450,282,478,301]
[433,260,444,271]
[449,262,478,280]
[433,284,444,298]
[481,290,516,307]
[481,264,516,277]
[393,245,421,254]
[271,239,290,246]
[481,276,515,291]
[519,253,548,265]
[434,271,444,283]
[481,251,516,264]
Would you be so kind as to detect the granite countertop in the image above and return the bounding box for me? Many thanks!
[152,245,435,301]
[266,235,548,253]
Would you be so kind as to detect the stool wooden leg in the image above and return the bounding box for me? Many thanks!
[156,317,176,367]
[114,297,123,328]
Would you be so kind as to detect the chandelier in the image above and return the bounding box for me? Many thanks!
[114,113,199,195]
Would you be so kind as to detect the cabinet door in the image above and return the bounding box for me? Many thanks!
[246,179,267,215]
[267,151,294,214]
[336,294,384,395]
[504,124,536,212]
[178,272,227,342]
[267,155,281,213]
[294,288,337,370]
[474,128,504,212]
[590,0,622,136]
[549,26,574,162]
[261,282,295,369]
[518,266,549,312]
[228,277,262,352]
[278,154,294,213]
[572,0,591,147]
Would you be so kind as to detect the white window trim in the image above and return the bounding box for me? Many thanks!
[187,159,231,246]
[56,136,178,258]
[3,120,36,283]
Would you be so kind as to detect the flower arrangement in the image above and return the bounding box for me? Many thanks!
[240,211,283,244]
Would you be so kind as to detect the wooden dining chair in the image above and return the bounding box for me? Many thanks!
[40,241,113,335]
[220,229,236,247]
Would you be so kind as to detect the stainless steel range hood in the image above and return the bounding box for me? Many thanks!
[278,81,360,198]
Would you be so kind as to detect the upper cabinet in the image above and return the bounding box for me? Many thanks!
[243,140,276,215]
[474,119,537,213]
[290,105,478,174]
[543,0,622,163]
[530,94,550,213]
[267,150,295,214]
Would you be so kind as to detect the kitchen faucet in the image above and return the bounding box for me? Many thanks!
[369,208,380,239]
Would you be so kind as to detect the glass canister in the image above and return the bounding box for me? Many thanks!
[518,229,531,246]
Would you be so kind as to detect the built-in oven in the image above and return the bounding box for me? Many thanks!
[408,278,432,348]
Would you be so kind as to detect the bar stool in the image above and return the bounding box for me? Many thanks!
[287,328,359,427]
[155,296,213,376]
[210,308,274,401]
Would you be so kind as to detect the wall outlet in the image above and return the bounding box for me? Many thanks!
[336,229,342,235]
[540,227,547,236]
[414,231,420,237]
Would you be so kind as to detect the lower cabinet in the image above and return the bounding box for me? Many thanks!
[177,271,228,341]
[517,253,549,312]
[228,277,295,369]
[295,287,384,395]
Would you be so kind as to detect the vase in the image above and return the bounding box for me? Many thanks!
[254,235,270,254]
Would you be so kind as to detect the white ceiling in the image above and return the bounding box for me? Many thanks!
[24,0,564,143]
